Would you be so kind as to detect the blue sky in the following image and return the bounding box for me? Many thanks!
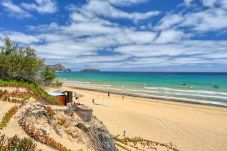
[0,0,227,72]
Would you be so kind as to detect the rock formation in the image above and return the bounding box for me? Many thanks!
[18,101,116,151]
[46,64,71,72]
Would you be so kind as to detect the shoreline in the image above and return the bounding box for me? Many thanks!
[64,83,227,108]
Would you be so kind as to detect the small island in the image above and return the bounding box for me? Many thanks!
[80,68,101,73]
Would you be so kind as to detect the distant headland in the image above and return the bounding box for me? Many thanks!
[46,64,71,72]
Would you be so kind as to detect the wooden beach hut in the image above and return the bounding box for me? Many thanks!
[48,90,73,105]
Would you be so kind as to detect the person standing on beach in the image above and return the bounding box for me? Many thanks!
[108,91,110,97]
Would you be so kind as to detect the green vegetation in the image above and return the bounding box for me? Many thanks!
[0,80,58,105]
[0,133,38,151]
[0,105,19,129]
[0,89,30,103]
[54,80,63,88]
[41,67,56,86]
[0,37,61,87]
[0,37,60,105]
[0,37,43,82]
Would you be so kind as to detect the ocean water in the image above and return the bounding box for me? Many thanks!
[57,72,227,107]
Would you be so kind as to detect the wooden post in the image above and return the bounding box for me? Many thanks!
[123,130,126,137]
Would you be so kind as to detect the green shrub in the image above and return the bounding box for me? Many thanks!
[0,37,43,82]
[54,80,63,88]
[41,67,56,86]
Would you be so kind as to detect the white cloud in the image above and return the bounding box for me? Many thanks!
[202,0,227,9]
[123,31,156,44]
[70,13,89,22]
[182,9,227,31]
[155,29,187,43]
[1,0,31,18]
[109,0,148,6]
[184,0,194,5]
[74,0,160,22]
[31,20,157,60]
[64,22,118,36]
[0,32,40,44]
[202,0,217,7]
[156,1,227,33]
[114,44,185,57]
[22,0,57,14]
[113,40,227,59]
[65,55,129,64]
[155,14,184,30]
[35,41,97,57]
[27,22,60,33]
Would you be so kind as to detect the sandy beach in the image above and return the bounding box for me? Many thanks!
[2,0,227,150]
[47,83,227,151]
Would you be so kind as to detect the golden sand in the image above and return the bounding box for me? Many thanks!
[47,83,227,151]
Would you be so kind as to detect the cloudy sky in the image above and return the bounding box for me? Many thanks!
[0,0,227,72]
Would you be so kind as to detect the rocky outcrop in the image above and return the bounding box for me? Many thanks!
[87,117,116,151]
[18,101,116,151]
[69,103,93,122]
[46,64,71,72]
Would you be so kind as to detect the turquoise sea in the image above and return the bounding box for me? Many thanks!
[57,72,227,107]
